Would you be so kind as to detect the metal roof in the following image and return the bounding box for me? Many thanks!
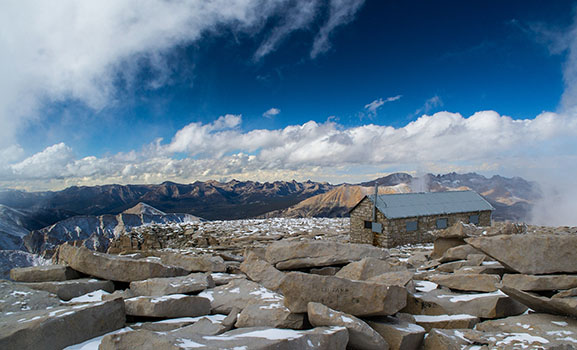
[367,190,494,219]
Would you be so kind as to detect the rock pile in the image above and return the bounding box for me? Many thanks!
[0,221,576,349]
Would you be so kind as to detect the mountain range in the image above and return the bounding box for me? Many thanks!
[0,172,541,253]
[0,180,332,221]
[274,172,540,221]
[23,203,201,254]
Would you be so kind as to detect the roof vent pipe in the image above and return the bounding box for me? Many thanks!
[372,182,378,222]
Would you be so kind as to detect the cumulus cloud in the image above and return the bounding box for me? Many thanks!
[11,143,75,179]
[263,108,281,118]
[4,110,577,193]
[364,95,402,116]
[0,0,366,153]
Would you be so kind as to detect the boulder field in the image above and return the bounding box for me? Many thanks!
[0,221,576,349]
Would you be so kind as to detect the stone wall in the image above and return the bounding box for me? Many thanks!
[350,196,492,248]
[350,197,388,245]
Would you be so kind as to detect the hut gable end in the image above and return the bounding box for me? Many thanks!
[350,190,493,248]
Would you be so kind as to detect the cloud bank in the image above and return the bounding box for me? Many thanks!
[4,110,576,189]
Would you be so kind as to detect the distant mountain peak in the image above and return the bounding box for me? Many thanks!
[122,202,166,216]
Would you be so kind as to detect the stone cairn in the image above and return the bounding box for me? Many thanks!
[1,221,577,349]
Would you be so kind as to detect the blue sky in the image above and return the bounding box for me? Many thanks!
[1,0,577,201]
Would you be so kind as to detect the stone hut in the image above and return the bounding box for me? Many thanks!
[350,190,494,248]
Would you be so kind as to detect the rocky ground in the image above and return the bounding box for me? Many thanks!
[0,219,576,349]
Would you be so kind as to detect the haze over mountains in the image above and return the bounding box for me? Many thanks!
[0,172,541,253]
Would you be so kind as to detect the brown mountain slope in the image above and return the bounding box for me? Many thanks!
[266,183,411,218]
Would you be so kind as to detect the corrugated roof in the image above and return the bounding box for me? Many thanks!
[367,190,494,219]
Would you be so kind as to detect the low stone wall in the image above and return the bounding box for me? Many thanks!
[350,197,491,248]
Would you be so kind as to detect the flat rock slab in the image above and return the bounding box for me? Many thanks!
[412,314,479,332]
[423,328,482,350]
[129,273,214,296]
[308,302,389,350]
[279,272,407,317]
[310,266,341,276]
[240,252,285,291]
[0,280,61,313]
[466,234,577,274]
[10,265,83,282]
[554,287,577,298]
[403,288,527,319]
[16,278,114,301]
[439,244,482,263]
[124,294,211,318]
[99,326,349,350]
[501,285,577,318]
[265,240,389,270]
[0,298,125,350]
[436,223,481,240]
[160,252,226,272]
[367,270,414,287]
[428,273,500,292]
[502,274,577,291]
[130,314,228,332]
[477,312,577,333]
[198,279,282,314]
[454,264,506,276]
[58,244,189,282]
[367,316,426,350]
[236,301,304,330]
[435,260,480,273]
[431,238,466,259]
[335,257,407,280]
[474,313,577,349]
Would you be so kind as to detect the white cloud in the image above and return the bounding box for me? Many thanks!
[0,0,366,150]
[522,13,577,113]
[310,0,366,58]
[11,143,75,179]
[254,1,320,60]
[364,95,402,116]
[413,95,443,117]
[4,110,577,192]
[263,108,281,118]
[166,114,242,156]
[559,15,577,112]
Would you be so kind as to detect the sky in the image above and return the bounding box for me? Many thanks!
[1,0,577,221]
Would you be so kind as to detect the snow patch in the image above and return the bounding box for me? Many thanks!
[150,294,188,303]
[415,280,438,293]
[175,338,204,348]
[155,314,227,324]
[198,290,214,302]
[437,290,505,302]
[413,314,477,322]
[65,290,110,303]
[64,327,133,350]
[495,333,550,347]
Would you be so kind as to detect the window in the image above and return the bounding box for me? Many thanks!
[436,218,448,229]
[469,215,479,225]
[406,221,418,232]
[364,220,372,229]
